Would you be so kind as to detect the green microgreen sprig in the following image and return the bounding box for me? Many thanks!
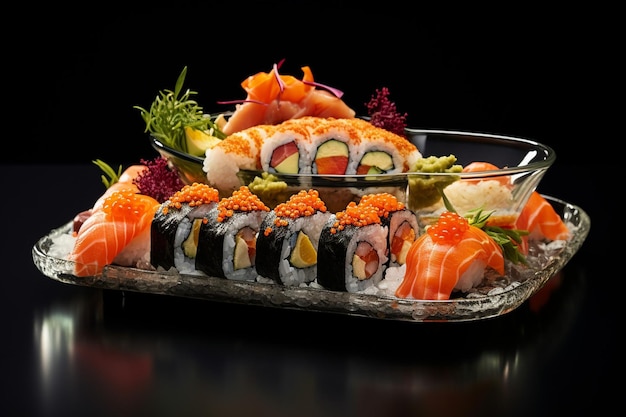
[93,159,123,189]
[441,192,529,265]
[134,66,225,153]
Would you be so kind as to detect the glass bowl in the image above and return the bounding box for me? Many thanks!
[150,126,555,224]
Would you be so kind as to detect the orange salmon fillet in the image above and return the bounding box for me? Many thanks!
[396,226,504,300]
[68,189,160,277]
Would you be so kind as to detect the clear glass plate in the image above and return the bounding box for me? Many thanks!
[32,196,589,323]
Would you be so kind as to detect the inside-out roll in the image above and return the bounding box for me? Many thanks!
[259,121,314,174]
[203,124,276,196]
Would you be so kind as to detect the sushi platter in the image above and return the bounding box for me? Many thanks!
[32,196,589,323]
[31,63,591,322]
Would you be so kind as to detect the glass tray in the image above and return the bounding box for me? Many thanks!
[32,196,589,323]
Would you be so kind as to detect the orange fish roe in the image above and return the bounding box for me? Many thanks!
[101,189,160,221]
[331,202,382,234]
[217,186,270,222]
[358,193,405,219]
[162,183,220,214]
[427,211,470,245]
[263,190,327,235]
[274,190,327,222]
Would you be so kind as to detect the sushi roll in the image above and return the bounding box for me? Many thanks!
[316,202,389,292]
[306,117,421,175]
[150,183,220,273]
[346,118,422,175]
[195,186,270,281]
[307,117,363,175]
[203,124,276,196]
[357,193,420,268]
[256,189,331,286]
[259,120,314,174]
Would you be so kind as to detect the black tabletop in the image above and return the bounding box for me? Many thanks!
[1,159,613,417]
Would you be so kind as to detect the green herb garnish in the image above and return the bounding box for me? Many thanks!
[134,66,225,153]
[93,159,123,189]
[451,206,529,265]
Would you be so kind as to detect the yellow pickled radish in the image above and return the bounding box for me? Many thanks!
[290,232,317,268]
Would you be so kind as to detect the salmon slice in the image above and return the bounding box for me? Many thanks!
[68,189,160,277]
[222,65,355,135]
[514,191,570,253]
[396,220,504,300]
[462,161,511,185]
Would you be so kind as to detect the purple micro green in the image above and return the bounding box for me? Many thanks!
[302,81,344,98]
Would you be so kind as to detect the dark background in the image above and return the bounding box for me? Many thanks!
[12,3,600,167]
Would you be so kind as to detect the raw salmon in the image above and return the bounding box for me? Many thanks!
[221,64,355,135]
[514,191,570,253]
[462,161,511,185]
[396,211,504,300]
[68,188,160,277]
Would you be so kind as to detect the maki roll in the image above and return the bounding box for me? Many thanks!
[260,120,313,174]
[195,186,270,281]
[306,117,422,175]
[358,193,419,268]
[256,189,331,286]
[316,202,389,292]
[307,117,362,175]
[150,183,220,273]
[346,118,422,175]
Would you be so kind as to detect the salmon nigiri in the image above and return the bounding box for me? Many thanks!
[395,211,504,300]
[221,61,355,135]
[68,188,160,277]
[514,191,570,253]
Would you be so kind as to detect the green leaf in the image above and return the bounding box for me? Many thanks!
[92,159,123,189]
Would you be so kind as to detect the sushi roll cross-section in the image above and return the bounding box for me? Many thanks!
[256,189,331,286]
[316,200,389,293]
[150,183,221,274]
[195,186,270,281]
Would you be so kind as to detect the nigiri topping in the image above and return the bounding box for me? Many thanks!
[162,182,220,214]
[427,211,470,245]
[216,186,270,222]
[100,189,160,222]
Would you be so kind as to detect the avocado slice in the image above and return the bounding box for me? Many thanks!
[185,126,222,156]
[274,152,300,174]
[315,139,349,159]
[359,151,394,173]
[233,235,252,270]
